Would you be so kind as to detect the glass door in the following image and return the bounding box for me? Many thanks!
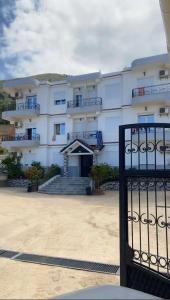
[26,96,37,109]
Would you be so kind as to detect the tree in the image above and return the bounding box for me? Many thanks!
[25,166,44,185]
[1,154,23,179]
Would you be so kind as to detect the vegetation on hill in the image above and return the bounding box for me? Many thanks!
[0,81,14,124]
[0,73,68,124]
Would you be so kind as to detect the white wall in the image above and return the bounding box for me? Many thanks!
[6,57,170,169]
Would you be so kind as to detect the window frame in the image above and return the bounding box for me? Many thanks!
[54,99,66,106]
[55,123,65,135]
[138,114,155,124]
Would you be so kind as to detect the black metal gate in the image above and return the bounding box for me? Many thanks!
[119,123,170,299]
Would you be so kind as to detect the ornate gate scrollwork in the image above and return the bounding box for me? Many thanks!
[119,123,170,299]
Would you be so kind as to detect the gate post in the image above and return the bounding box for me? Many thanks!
[119,125,128,287]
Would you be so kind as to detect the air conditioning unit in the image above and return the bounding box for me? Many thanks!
[159,107,169,115]
[159,70,169,79]
[14,121,23,128]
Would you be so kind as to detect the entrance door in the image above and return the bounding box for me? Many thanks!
[81,155,93,177]
[119,123,170,299]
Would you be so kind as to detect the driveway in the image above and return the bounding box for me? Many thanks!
[0,188,119,299]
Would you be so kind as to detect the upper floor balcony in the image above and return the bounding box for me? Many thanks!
[132,127,170,144]
[2,102,40,121]
[67,97,102,115]
[1,133,40,149]
[67,130,103,148]
[132,83,170,105]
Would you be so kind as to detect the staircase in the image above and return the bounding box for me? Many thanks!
[39,176,91,195]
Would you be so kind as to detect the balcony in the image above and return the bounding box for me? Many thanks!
[1,134,40,149]
[132,127,170,143]
[132,83,170,105]
[67,97,102,115]
[2,103,40,121]
[67,130,103,148]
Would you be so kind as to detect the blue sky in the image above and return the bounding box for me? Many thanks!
[0,0,167,80]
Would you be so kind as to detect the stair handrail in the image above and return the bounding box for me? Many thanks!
[38,175,61,190]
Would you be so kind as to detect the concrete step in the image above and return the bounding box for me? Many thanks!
[39,176,91,195]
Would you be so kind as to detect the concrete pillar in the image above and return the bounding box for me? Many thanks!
[63,153,69,177]
[93,153,97,166]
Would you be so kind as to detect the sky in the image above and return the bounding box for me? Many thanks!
[0,0,167,80]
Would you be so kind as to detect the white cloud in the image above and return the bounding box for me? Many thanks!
[1,0,167,78]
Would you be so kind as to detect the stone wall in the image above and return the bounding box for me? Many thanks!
[101,181,119,191]
[8,179,29,188]
[101,179,170,192]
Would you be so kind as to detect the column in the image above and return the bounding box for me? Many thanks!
[93,152,97,166]
[63,153,69,177]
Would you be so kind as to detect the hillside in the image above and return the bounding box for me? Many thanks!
[0,73,68,124]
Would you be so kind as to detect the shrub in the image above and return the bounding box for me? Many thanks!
[1,155,23,179]
[90,164,113,189]
[0,147,7,154]
[25,166,44,184]
[45,164,61,180]
[31,161,45,178]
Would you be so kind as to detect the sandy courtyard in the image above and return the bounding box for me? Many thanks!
[0,188,119,299]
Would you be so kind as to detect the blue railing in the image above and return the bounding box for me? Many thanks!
[1,134,40,142]
[3,103,40,112]
[67,130,103,148]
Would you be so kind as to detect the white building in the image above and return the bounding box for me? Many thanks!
[1,53,170,176]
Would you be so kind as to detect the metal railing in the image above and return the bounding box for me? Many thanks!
[67,97,102,108]
[67,131,97,141]
[132,127,170,135]
[3,102,40,112]
[132,83,170,98]
[1,133,40,142]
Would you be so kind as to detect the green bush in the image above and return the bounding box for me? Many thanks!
[90,164,113,189]
[31,161,45,178]
[0,147,7,155]
[45,164,61,180]
[1,155,23,179]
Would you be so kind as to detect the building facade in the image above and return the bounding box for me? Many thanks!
[1,53,170,176]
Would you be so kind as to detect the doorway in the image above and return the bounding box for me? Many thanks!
[26,128,36,140]
[80,155,93,177]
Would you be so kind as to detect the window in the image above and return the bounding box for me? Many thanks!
[75,95,83,107]
[54,91,66,105]
[54,99,66,105]
[55,123,65,135]
[26,95,37,108]
[138,114,154,123]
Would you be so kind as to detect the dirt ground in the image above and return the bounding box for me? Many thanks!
[0,188,119,299]
[0,188,168,299]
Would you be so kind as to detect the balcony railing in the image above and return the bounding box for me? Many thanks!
[68,131,97,141]
[3,102,40,112]
[67,130,103,148]
[132,83,170,98]
[67,97,102,108]
[1,133,40,142]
